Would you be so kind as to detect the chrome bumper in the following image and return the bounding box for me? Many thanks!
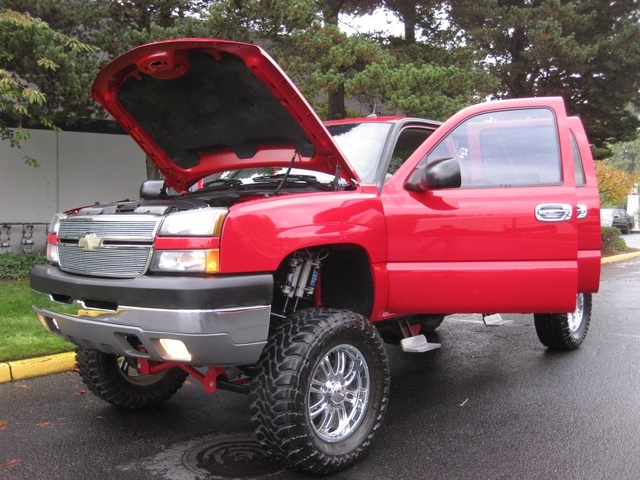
[32,293,270,367]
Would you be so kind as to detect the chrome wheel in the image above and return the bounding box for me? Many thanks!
[308,344,370,443]
[567,293,585,333]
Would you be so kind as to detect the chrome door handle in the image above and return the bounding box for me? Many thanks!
[535,203,572,222]
[576,204,587,219]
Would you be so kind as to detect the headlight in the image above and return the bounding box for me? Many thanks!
[153,208,226,274]
[159,208,227,236]
[150,249,220,273]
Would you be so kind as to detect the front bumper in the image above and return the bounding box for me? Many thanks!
[31,265,273,366]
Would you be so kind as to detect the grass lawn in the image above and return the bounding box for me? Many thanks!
[0,279,74,363]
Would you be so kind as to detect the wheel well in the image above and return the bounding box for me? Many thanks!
[272,245,374,318]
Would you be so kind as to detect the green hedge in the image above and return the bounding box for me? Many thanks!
[0,252,47,280]
[601,226,628,256]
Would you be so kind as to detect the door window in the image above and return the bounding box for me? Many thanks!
[386,127,434,180]
[425,108,562,187]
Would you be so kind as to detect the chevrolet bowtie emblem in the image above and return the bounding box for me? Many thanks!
[78,233,103,252]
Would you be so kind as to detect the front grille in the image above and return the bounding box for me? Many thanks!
[58,218,158,240]
[58,245,151,278]
[57,216,160,278]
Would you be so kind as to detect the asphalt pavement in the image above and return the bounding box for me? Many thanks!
[622,231,640,248]
[1,253,640,479]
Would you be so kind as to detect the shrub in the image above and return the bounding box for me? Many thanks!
[601,226,628,256]
[0,252,47,280]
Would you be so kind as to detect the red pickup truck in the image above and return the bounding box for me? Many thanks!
[31,39,601,474]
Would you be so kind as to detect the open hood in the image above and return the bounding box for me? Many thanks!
[91,39,359,191]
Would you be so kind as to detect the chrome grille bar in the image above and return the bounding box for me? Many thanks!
[58,245,151,278]
[58,216,160,241]
[57,215,161,278]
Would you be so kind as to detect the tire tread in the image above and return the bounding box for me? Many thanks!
[534,294,591,350]
[249,308,390,474]
[76,348,188,409]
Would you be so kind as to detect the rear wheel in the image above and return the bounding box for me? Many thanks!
[76,348,188,409]
[534,293,591,350]
[249,308,390,474]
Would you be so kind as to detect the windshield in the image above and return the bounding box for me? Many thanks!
[327,122,392,183]
[200,121,393,189]
[190,122,391,191]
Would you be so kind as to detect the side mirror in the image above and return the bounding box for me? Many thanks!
[404,157,462,192]
[139,180,179,200]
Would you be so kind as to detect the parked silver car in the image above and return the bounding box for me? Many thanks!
[601,208,635,234]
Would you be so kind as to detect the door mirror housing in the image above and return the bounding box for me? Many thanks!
[404,157,462,192]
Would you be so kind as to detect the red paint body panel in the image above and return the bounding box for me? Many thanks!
[569,117,601,292]
[386,261,577,313]
[219,192,387,273]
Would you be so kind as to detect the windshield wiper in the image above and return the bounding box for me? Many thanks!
[201,178,243,189]
[253,174,332,191]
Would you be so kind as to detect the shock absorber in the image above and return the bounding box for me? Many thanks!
[282,255,304,299]
[294,257,321,298]
[281,254,304,313]
[281,251,322,313]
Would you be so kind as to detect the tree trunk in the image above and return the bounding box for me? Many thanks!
[328,83,347,119]
[401,2,417,43]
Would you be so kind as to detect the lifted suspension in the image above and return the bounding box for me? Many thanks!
[136,359,250,395]
[280,249,328,314]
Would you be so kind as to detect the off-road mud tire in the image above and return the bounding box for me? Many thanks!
[76,348,188,409]
[534,293,592,350]
[249,308,390,474]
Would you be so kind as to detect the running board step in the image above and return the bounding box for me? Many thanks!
[482,313,512,326]
[401,334,442,353]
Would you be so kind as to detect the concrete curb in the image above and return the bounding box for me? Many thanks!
[0,352,75,384]
[2,252,639,384]
[601,250,640,264]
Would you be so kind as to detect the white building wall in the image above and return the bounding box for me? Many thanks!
[1,128,146,252]
[628,193,639,231]
[57,131,146,209]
